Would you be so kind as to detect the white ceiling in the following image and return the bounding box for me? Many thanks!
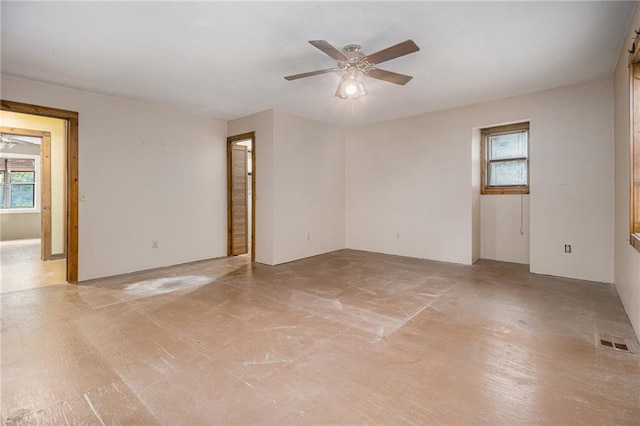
[1,1,635,127]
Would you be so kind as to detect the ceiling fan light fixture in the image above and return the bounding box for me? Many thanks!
[285,40,419,99]
[335,67,367,100]
[356,80,368,97]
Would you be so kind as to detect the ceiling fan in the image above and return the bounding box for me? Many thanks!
[284,39,420,99]
[0,134,41,149]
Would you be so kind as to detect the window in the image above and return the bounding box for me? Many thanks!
[0,157,37,210]
[481,122,530,194]
[630,61,640,251]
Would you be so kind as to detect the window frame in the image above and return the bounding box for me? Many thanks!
[629,36,640,252]
[481,122,530,195]
[0,153,40,214]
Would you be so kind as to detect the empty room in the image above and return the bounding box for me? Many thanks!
[1,1,639,424]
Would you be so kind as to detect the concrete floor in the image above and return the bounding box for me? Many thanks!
[1,250,639,424]
[0,239,66,294]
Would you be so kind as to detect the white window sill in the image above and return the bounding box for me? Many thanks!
[0,209,40,215]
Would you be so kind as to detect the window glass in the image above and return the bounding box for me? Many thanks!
[10,171,35,184]
[0,158,37,209]
[488,132,527,160]
[488,160,527,187]
[10,184,34,208]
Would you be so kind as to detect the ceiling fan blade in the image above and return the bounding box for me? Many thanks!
[0,134,40,144]
[309,40,348,62]
[367,68,413,85]
[284,68,339,81]
[365,40,420,65]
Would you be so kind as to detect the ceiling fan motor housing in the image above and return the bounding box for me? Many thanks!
[341,44,374,74]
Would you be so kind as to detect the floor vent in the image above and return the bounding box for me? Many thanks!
[614,342,629,351]
[600,339,614,348]
[599,336,631,353]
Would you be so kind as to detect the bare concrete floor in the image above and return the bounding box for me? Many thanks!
[0,239,66,294]
[1,250,639,424]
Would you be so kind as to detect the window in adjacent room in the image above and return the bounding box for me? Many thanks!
[481,122,530,194]
[0,157,37,210]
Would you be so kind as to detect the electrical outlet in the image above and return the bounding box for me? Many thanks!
[152,240,159,249]
[307,233,311,241]
[564,244,571,254]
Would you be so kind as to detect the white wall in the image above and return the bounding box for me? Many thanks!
[1,213,40,241]
[247,150,252,252]
[228,109,274,265]
[50,119,66,255]
[613,2,640,338]
[346,108,473,264]
[481,195,530,264]
[471,129,481,262]
[528,81,613,283]
[1,75,229,281]
[272,110,345,264]
[347,78,614,283]
[229,109,345,265]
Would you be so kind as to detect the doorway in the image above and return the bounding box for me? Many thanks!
[0,126,62,258]
[0,126,68,292]
[227,132,255,261]
[0,100,79,283]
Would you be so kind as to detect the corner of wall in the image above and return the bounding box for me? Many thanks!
[471,128,482,263]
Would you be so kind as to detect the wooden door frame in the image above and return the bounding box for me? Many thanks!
[1,100,79,283]
[0,126,55,260]
[228,144,248,256]
[227,132,255,261]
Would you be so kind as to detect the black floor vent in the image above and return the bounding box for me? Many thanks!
[599,336,631,352]
[614,342,629,351]
[600,339,614,348]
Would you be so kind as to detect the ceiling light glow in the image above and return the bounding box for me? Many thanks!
[335,67,367,100]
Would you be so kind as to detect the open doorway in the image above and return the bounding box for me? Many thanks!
[227,132,255,261]
[0,100,79,285]
[0,122,66,292]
